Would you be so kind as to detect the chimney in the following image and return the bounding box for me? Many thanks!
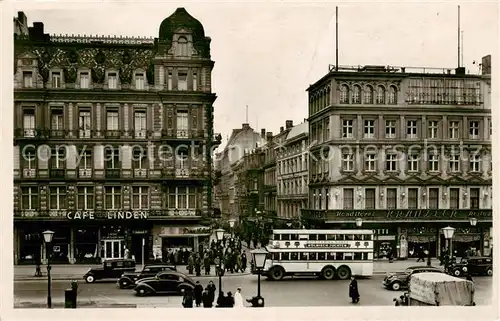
[242,123,250,130]
[266,132,273,142]
[17,12,27,25]
[285,120,293,129]
[280,126,284,133]
[482,55,491,75]
[455,67,466,75]
[260,128,266,139]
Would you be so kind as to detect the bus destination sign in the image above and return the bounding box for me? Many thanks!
[304,242,351,248]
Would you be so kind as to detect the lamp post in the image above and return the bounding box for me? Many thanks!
[469,217,477,255]
[442,226,456,273]
[42,230,55,309]
[228,218,236,239]
[249,248,268,307]
[214,228,225,296]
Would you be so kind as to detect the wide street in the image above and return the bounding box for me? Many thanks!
[14,274,493,308]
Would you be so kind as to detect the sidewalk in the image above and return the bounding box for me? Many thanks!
[373,258,443,274]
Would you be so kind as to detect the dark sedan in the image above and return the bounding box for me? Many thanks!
[118,264,177,289]
[134,271,195,296]
[382,265,443,291]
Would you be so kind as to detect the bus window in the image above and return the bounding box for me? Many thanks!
[272,253,280,261]
[281,252,290,260]
[318,252,326,260]
[326,252,335,260]
[335,252,344,260]
[290,252,298,261]
[326,234,335,240]
[335,235,344,241]
[363,234,372,241]
[354,234,362,240]
[354,252,362,260]
[362,253,369,260]
[291,234,299,240]
[299,234,308,240]
[282,234,290,241]
[345,234,354,240]
[299,252,308,260]
[344,253,353,260]
[309,234,317,241]
[273,234,281,241]
[318,234,326,241]
[309,252,317,260]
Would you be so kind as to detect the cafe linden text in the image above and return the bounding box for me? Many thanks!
[66,210,149,220]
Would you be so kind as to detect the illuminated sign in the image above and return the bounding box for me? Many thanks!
[304,242,351,248]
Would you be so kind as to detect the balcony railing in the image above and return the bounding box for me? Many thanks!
[79,168,92,178]
[50,129,66,138]
[175,168,190,177]
[79,129,92,138]
[23,168,36,178]
[134,169,148,178]
[49,169,65,178]
[106,130,121,138]
[24,129,36,138]
[177,129,189,139]
[105,169,121,179]
[135,130,147,139]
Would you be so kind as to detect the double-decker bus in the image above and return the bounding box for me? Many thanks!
[256,229,374,281]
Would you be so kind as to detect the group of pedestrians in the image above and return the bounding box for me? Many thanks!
[182,280,246,308]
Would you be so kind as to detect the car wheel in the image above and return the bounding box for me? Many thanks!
[391,282,401,291]
[321,266,335,280]
[336,266,351,280]
[119,279,129,289]
[269,266,285,281]
[85,275,95,283]
[453,268,462,277]
[486,268,493,276]
[136,287,149,297]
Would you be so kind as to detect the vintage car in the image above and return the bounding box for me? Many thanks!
[133,271,195,296]
[83,258,136,283]
[382,265,443,291]
[451,256,493,277]
[118,264,177,289]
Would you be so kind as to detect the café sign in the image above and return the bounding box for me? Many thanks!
[67,211,148,220]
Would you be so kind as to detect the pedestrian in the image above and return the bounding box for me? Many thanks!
[234,287,244,307]
[466,273,474,283]
[216,291,226,308]
[194,281,203,307]
[416,249,425,262]
[204,253,211,275]
[393,298,400,306]
[207,280,216,305]
[349,276,360,304]
[236,253,243,272]
[226,291,235,307]
[188,253,194,274]
[202,288,212,308]
[195,254,202,277]
[182,288,194,308]
[124,247,130,259]
[241,252,247,271]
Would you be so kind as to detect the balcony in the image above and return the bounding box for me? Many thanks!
[49,169,65,178]
[105,130,121,138]
[177,129,189,139]
[105,169,121,179]
[23,129,36,138]
[78,168,92,178]
[134,169,148,178]
[50,129,66,138]
[167,209,199,217]
[23,168,36,178]
[175,168,190,177]
[79,129,92,138]
[135,130,147,139]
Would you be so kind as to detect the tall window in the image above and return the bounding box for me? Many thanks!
[364,120,375,138]
[192,72,198,91]
[385,153,397,171]
[77,186,94,210]
[132,186,149,209]
[340,85,349,103]
[79,149,92,175]
[23,109,35,136]
[167,72,173,90]
[133,148,148,170]
[388,86,397,104]
[176,110,189,137]
[50,186,67,210]
[105,148,120,169]
[342,119,353,138]
[449,121,460,139]
[21,187,38,210]
[176,149,188,169]
[469,121,480,139]
[365,188,375,209]
[105,186,122,210]
[407,154,419,172]
[343,188,354,209]
[178,72,188,91]
[470,154,481,172]
[106,111,119,131]
[386,188,397,209]
[24,150,36,170]
[385,120,396,138]
[134,111,146,137]
[428,153,439,172]
[135,73,145,90]
[450,188,459,209]
[364,152,376,172]
[342,152,354,172]
[408,188,419,209]
[352,85,361,104]
[108,72,117,89]
[429,188,439,209]
[51,72,61,88]
[364,85,374,104]
[407,120,417,138]
[23,71,33,88]
[470,188,480,209]
[376,86,385,104]
[80,72,89,89]
[79,110,91,137]
[323,118,330,141]
[168,187,197,209]
[428,120,439,139]
[177,37,188,56]
[449,153,460,172]
[51,109,64,131]
[50,147,66,169]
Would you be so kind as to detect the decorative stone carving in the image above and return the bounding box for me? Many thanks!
[91,67,105,84]
[95,50,106,64]
[122,50,132,65]
[64,67,77,83]
[119,66,132,84]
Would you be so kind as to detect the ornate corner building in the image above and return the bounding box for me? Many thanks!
[302,61,493,260]
[13,8,221,264]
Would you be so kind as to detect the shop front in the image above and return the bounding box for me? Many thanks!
[152,225,211,258]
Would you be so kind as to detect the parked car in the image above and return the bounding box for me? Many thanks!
[83,258,136,283]
[133,271,195,296]
[451,256,493,277]
[118,264,177,289]
[382,265,443,291]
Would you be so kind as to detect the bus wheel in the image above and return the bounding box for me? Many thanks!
[269,266,285,281]
[321,266,335,280]
[336,265,351,280]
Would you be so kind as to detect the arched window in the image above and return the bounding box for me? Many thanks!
[364,85,374,104]
[326,87,331,106]
[340,85,349,104]
[376,85,385,104]
[388,86,397,104]
[353,85,361,104]
[176,37,188,56]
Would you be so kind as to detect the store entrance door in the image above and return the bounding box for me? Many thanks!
[103,240,122,259]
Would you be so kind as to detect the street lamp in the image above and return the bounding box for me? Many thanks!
[228,218,236,239]
[469,217,477,227]
[214,228,225,300]
[42,230,54,309]
[355,218,363,228]
[249,248,268,307]
[442,226,456,272]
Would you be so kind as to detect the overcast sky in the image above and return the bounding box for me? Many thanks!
[12,1,498,151]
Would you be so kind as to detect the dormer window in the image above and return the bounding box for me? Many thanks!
[178,72,187,91]
[23,71,33,88]
[51,72,61,88]
[177,37,188,56]
[108,72,117,89]
[80,72,90,89]
[135,73,145,90]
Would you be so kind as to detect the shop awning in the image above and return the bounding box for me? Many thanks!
[159,225,211,237]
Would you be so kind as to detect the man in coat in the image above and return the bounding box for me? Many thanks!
[207,280,216,305]
[203,253,211,275]
[349,276,360,304]
[187,253,194,274]
[241,252,247,271]
[202,288,212,308]
[194,253,202,276]
[182,288,194,308]
[194,281,203,307]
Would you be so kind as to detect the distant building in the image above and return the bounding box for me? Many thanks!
[302,61,492,260]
